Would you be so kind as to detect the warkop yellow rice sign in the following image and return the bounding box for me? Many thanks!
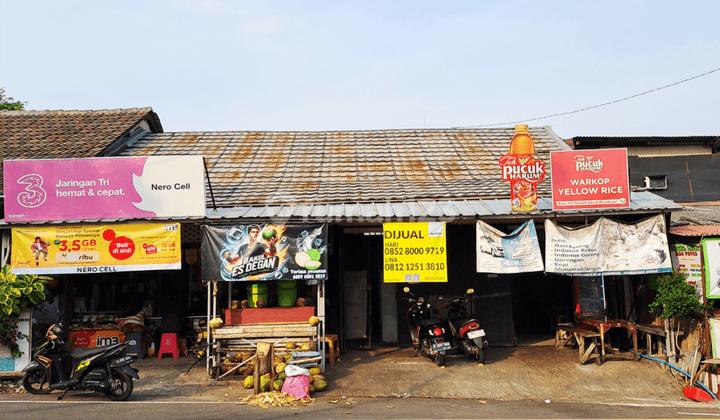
[12,223,181,274]
[383,222,448,283]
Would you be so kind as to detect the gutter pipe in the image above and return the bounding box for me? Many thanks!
[632,351,717,400]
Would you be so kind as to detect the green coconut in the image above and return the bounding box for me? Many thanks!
[314,380,327,391]
[307,249,321,261]
[304,260,322,270]
[260,375,271,392]
[295,252,311,267]
[243,376,254,389]
[304,262,321,270]
[273,379,284,391]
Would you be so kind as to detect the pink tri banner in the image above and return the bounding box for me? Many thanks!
[3,156,206,222]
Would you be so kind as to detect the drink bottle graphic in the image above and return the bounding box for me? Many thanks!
[499,125,546,212]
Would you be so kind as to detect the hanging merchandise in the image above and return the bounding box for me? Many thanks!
[476,219,544,274]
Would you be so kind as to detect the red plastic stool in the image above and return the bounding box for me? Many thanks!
[158,333,179,359]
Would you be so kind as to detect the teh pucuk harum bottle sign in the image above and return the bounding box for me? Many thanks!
[498,125,547,212]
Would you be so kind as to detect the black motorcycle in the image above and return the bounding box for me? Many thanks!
[403,287,450,367]
[444,288,488,363]
[22,323,139,401]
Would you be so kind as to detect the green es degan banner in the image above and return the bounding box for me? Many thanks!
[202,223,327,282]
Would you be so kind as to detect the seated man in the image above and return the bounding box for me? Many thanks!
[118,300,154,350]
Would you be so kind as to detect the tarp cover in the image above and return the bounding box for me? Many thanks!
[545,214,672,276]
[202,223,327,282]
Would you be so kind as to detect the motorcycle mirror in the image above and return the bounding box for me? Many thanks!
[403,287,410,293]
[467,288,474,294]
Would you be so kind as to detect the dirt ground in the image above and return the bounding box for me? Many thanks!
[3,343,712,409]
[318,345,693,406]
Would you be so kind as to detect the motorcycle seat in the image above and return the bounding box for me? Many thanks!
[418,318,443,328]
[71,343,124,359]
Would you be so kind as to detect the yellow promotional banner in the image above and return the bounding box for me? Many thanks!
[383,222,448,283]
[12,223,181,275]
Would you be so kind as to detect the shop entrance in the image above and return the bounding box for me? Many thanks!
[341,230,398,349]
[510,274,574,345]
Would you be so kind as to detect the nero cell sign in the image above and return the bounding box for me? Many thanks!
[3,156,206,222]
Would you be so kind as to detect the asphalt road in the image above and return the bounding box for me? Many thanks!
[1,395,718,419]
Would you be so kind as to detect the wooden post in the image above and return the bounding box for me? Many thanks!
[253,341,275,394]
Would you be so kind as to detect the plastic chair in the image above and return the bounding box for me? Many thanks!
[158,333,179,359]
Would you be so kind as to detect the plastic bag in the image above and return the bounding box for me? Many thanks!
[281,374,310,398]
[285,364,310,377]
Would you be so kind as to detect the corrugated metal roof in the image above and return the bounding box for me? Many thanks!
[0,191,679,226]
[199,191,680,222]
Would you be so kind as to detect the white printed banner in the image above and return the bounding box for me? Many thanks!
[545,214,672,276]
[703,238,720,299]
[476,219,544,274]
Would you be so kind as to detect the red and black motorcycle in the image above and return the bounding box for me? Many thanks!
[444,288,487,363]
[403,287,450,367]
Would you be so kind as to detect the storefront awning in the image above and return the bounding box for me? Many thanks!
[0,191,681,226]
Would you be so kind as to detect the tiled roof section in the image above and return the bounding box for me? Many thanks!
[0,108,161,193]
[121,127,570,206]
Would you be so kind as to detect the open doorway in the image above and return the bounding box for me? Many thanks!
[511,274,574,346]
[341,230,397,350]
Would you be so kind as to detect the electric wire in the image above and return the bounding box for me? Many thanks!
[459,67,720,128]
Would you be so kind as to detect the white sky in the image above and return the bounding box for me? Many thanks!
[1,1,718,139]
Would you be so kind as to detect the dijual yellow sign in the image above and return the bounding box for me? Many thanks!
[12,223,181,275]
[383,222,448,283]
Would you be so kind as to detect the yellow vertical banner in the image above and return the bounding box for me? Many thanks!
[383,222,447,283]
[11,223,181,274]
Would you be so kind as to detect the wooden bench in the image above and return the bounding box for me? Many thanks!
[556,324,602,365]
[636,324,683,357]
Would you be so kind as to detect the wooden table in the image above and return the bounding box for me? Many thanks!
[576,316,638,364]
[556,324,603,364]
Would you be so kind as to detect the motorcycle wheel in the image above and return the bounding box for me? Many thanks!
[22,367,52,394]
[434,353,445,367]
[103,367,133,401]
[474,347,485,364]
[472,338,486,364]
